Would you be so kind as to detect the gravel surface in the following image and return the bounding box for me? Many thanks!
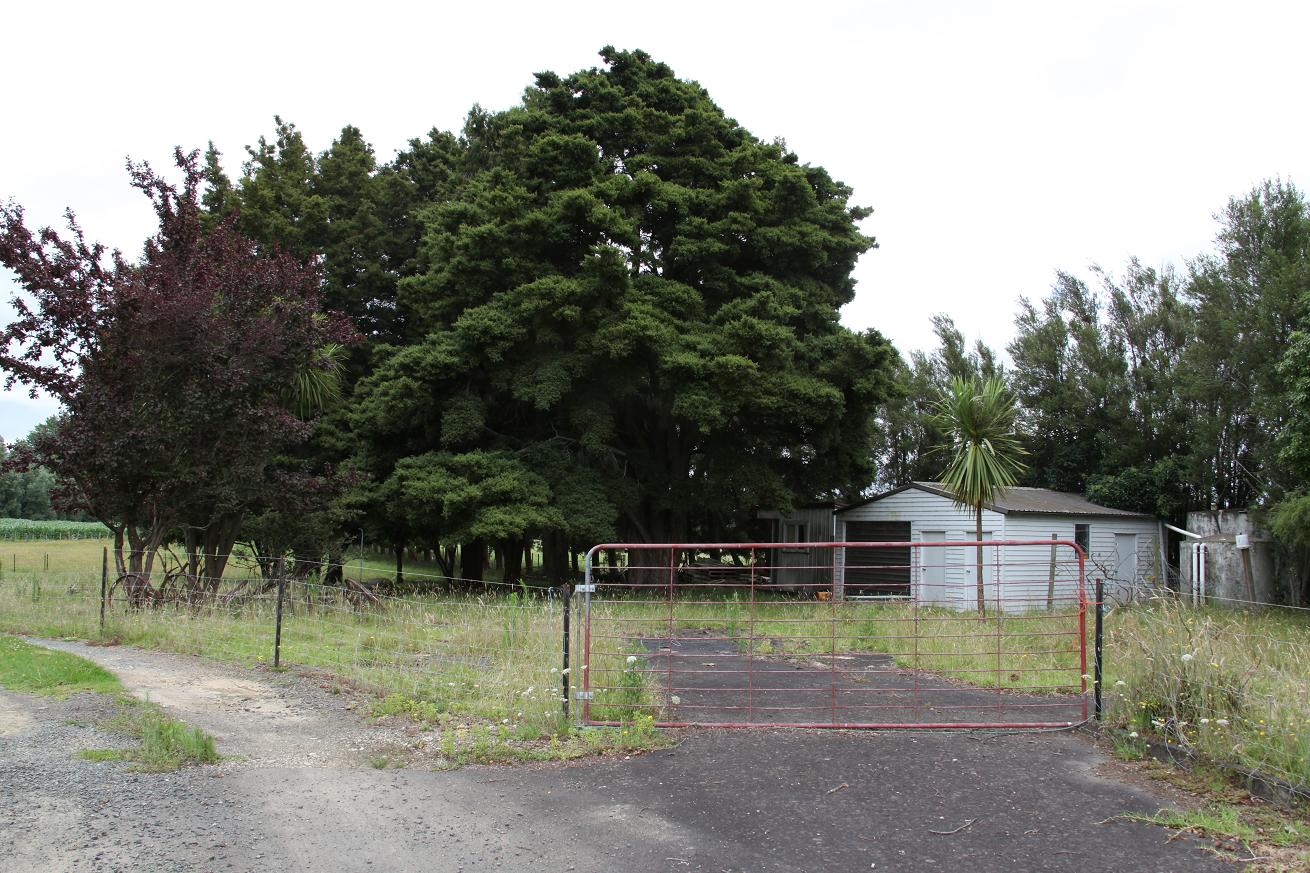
[0,640,1238,872]
[29,638,415,768]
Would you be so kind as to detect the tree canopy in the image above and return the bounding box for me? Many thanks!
[12,46,1306,601]
[0,150,347,588]
[351,47,895,577]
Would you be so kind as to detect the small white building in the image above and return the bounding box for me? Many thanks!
[833,482,1163,609]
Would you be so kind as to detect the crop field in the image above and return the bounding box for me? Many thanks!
[0,518,112,541]
[1,538,1306,789]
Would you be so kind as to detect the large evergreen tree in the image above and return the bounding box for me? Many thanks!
[354,48,895,576]
[1182,180,1310,508]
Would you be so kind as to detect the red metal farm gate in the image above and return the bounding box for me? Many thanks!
[574,541,1089,730]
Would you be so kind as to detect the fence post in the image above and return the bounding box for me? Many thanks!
[273,557,286,669]
[561,583,571,720]
[1094,578,1104,721]
[99,546,108,635]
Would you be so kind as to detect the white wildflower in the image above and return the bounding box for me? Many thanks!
[502,718,509,724]
[1200,718,1210,725]
[550,667,558,674]
[626,655,638,665]
[1114,680,1126,688]
[670,695,681,705]
[1180,653,1195,662]
[1128,731,1138,738]
[1216,718,1229,726]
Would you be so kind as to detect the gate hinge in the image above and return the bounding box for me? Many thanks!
[574,583,596,594]
[573,691,595,700]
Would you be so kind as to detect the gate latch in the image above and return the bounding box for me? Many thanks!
[574,583,596,594]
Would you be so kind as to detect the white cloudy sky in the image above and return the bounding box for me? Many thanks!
[3,0,1308,439]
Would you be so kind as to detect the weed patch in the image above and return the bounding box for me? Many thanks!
[78,748,129,762]
[1103,600,1310,792]
[100,696,219,771]
[427,713,669,768]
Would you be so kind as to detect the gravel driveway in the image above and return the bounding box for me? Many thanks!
[0,640,1236,872]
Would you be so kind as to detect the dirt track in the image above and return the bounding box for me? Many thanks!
[0,640,1236,873]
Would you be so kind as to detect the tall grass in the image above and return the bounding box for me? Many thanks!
[4,540,1307,788]
[0,571,570,734]
[1102,598,1310,792]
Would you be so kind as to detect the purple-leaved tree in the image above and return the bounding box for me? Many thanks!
[1,149,349,602]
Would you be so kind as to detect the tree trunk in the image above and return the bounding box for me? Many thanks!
[523,539,534,574]
[975,504,986,618]
[324,547,345,587]
[460,538,485,584]
[541,530,568,586]
[500,538,524,586]
[394,544,405,588]
[200,512,242,590]
[623,500,681,587]
[431,544,454,579]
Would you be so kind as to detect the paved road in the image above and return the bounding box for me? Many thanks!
[0,641,1235,873]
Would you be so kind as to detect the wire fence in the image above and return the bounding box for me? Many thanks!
[0,541,1305,794]
[0,559,572,734]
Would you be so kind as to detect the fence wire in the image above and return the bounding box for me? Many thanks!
[0,541,1305,794]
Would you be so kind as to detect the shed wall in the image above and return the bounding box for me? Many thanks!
[836,490,1004,604]
[1002,515,1159,605]
[758,506,837,588]
[835,488,1159,609]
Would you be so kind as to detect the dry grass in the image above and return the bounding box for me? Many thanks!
[5,539,1307,787]
[1102,597,1310,792]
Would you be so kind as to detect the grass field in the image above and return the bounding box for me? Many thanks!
[2,538,1306,788]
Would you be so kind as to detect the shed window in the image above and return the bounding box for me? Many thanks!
[784,522,808,543]
[1074,524,1090,555]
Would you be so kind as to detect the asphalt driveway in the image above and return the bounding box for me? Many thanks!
[0,641,1235,873]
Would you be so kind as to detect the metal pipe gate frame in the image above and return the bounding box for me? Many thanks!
[566,541,1097,731]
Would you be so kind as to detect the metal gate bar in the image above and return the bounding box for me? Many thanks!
[579,541,1087,730]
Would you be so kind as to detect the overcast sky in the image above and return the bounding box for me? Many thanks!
[3,0,1308,439]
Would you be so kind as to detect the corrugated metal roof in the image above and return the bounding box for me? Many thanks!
[836,481,1155,519]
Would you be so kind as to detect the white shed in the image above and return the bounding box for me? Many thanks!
[833,482,1162,610]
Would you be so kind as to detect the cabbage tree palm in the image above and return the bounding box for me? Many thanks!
[930,377,1027,616]
[283,342,346,418]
